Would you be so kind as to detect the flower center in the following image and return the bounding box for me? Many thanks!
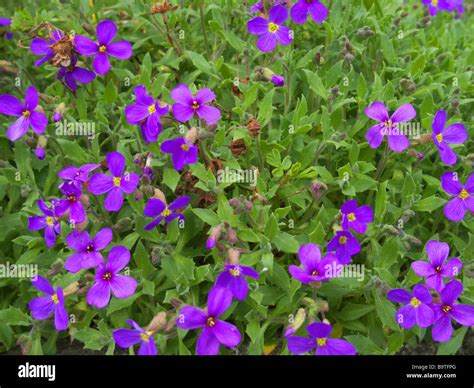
[230,268,240,277]
[410,297,421,308]
[268,22,279,33]
[339,236,347,244]
[23,110,31,118]
[67,195,77,202]
[459,189,469,200]
[347,212,356,221]
[51,293,59,304]
[384,119,393,129]
[45,216,55,227]
[442,305,452,314]
[181,144,190,151]
[85,244,94,253]
[311,270,319,276]
[161,208,172,217]
[113,177,121,187]
[99,45,107,53]
[316,338,327,347]
[102,271,113,281]
[435,133,443,143]
[206,317,216,327]
[192,100,199,110]
[435,265,442,274]
[148,104,156,114]
[431,0,439,6]
[140,332,152,342]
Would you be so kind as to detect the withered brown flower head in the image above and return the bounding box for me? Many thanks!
[247,118,261,137]
[230,139,247,157]
[151,1,178,14]
[50,34,75,67]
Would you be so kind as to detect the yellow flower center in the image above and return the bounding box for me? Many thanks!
[311,270,319,277]
[230,268,240,277]
[339,236,347,244]
[99,45,107,53]
[161,208,172,217]
[410,297,421,308]
[442,305,451,313]
[459,189,469,200]
[51,294,59,304]
[181,144,190,151]
[23,110,31,118]
[45,216,55,227]
[113,177,121,187]
[347,213,356,221]
[192,100,200,110]
[206,317,216,327]
[316,338,327,347]
[148,104,156,114]
[268,22,279,33]
[435,133,443,143]
[140,331,153,342]
[431,0,439,6]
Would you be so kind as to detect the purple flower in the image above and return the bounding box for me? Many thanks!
[411,240,462,292]
[0,86,48,141]
[215,264,259,300]
[387,285,434,329]
[250,1,264,13]
[58,163,100,189]
[431,110,467,166]
[27,200,61,248]
[364,101,416,152]
[287,322,357,355]
[340,200,374,234]
[144,195,190,230]
[327,230,361,265]
[53,111,62,122]
[88,152,140,212]
[422,0,452,16]
[55,181,86,224]
[0,18,12,40]
[28,275,68,331]
[171,84,221,125]
[57,57,96,91]
[247,4,293,52]
[160,137,198,171]
[125,85,169,144]
[271,74,285,86]
[86,246,137,309]
[65,228,113,273]
[441,171,474,222]
[30,30,63,67]
[290,0,328,24]
[35,145,45,160]
[431,280,474,342]
[176,286,241,355]
[74,20,132,75]
[113,319,157,356]
[289,243,338,284]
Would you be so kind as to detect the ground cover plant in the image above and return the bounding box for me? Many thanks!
[0,0,473,356]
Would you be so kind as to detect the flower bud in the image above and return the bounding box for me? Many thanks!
[46,260,64,277]
[113,217,133,232]
[227,248,240,265]
[147,311,167,333]
[227,227,238,245]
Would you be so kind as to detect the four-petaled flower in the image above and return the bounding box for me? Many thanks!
[160,137,198,171]
[113,319,157,356]
[364,101,416,152]
[440,171,474,222]
[65,228,113,273]
[431,110,467,166]
[289,243,338,284]
[57,56,96,91]
[411,240,462,292]
[431,280,474,342]
[55,181,86,224]
[287,322,357,355]
[340,200,374,234]
[86,246,137,309]
[30,30,63,67]
[125,85,169,144]
[89,152,140,212]
[0,86,48,141]
[58,163,100,189]
[170,84,221,125]
[247,4,293,52]
[144,195,190,230]
[27,200,61,248]
[176,286,241,355]
[28,275,68,331]
[290,0,328,24]
[387,284,434,329]
[216,264,259,301]
[422,0,452,16]
[74,20,133,75]
[327,230,361,265]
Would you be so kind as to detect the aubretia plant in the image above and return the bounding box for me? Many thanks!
[1,0,473,359]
